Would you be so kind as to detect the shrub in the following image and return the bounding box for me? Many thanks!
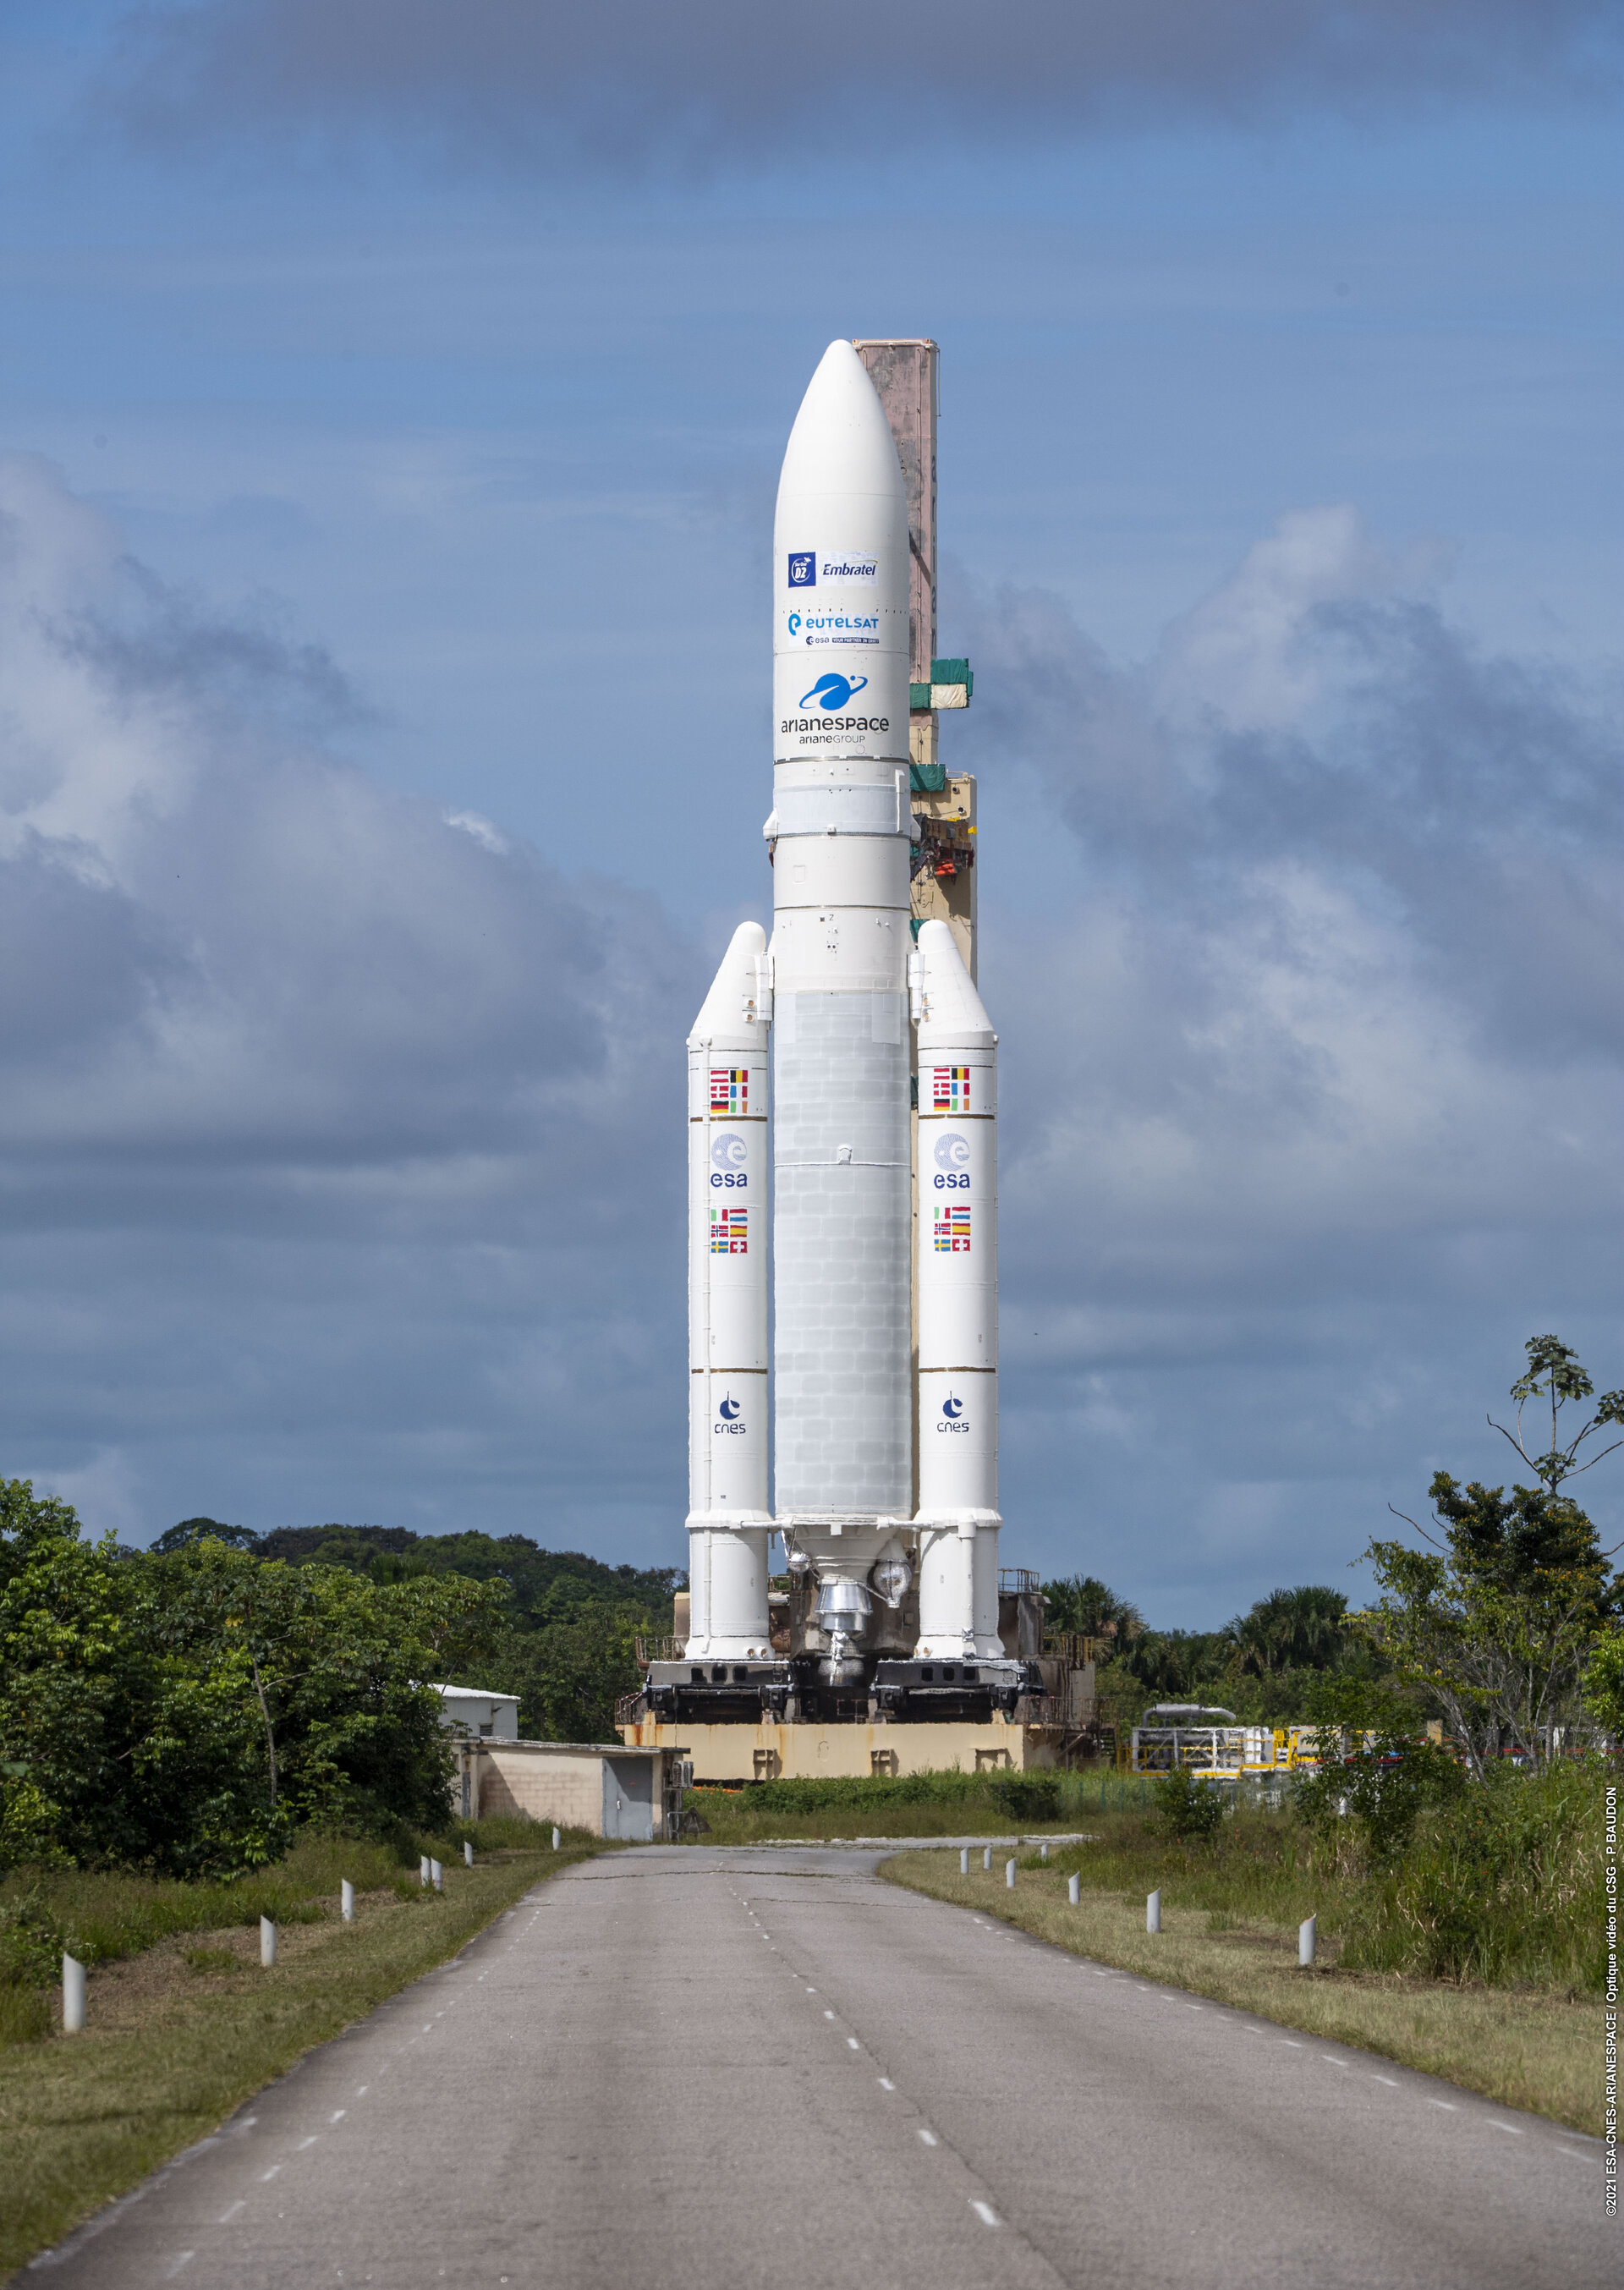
[988,1771,1061,1821]
[0,1889,67,1987]
[1339,1760,1606,1987]
[1295,1734,1464,1869]
[1155,1767,1225,1842]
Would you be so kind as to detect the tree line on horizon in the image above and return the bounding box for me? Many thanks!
[3,1335,1620,1879]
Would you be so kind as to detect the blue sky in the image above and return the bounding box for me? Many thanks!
[1,3,1620,1622]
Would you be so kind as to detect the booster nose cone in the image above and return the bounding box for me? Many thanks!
[774,340,909,767]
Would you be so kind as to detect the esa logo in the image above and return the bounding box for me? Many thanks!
[933,1131,970,1190]
[716,1394,746,1436]
[938,1392,969,1435]
[787,552,815,587]
[710,1132,748,1189]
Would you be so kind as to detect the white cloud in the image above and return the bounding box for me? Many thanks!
[0,454,702,1550]
[963,512,1624,1609]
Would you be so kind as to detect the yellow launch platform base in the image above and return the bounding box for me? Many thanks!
[617,1713,1062,1785]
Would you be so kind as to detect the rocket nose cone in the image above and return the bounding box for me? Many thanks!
[778,339,904,502]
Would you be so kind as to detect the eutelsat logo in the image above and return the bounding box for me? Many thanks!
[787,552,815,587]
[800,673,868,711]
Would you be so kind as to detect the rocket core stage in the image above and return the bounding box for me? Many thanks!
[648,341,1034,1727]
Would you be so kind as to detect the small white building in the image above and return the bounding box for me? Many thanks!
[433,1683,520,1740]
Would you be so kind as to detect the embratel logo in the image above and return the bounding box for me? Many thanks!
[787,552,815,587]
[800,673,868,711]
[932,1065,971,1112]
[934,1204,971,1254]
[710,1206,748,1255]
[710,1067,748,1113]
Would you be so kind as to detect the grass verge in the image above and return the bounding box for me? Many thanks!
[884,1848,1601,2136]
[0,1839,599,2279]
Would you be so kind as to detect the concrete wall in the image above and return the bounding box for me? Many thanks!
[451,1739,672,1840]
[617,1714,1042,1783]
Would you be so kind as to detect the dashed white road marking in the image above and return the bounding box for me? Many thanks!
[1320,2057,1348,2068]
[824,2009,837,2020]
[355,2086,368,2096]
[259,2167,281,2183]
[1427,2101,1457,2112]
[970,2200,1001,2227]
[217,2202,245,2224]
[1373,2076,1399,2087]
[162,2255,195,2278]
[847,2037,861,2051]
[878,2078,896,2091]
[295,2136,319,2151]
[329,2109,347,2123]
[918,2128,939,2146]
[1488,2122,1525,2135]
[1280,2040,1303,2049]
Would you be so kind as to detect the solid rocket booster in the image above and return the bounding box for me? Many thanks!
[681,339,1004,1688]
[684,920,772,1657]
[913,918,1002,1658]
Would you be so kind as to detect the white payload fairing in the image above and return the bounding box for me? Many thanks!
[660,341,1028,1722]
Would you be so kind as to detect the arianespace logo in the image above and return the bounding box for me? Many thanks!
[787,552,815,587]
[801,673,867,711]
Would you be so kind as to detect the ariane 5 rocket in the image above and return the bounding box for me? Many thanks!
[652,340,1030,1725]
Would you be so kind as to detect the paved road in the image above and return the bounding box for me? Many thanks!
[35,1847,1609,2288]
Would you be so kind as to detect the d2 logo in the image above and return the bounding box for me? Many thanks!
[787,552,815,588]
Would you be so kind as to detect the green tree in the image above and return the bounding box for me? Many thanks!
[1581,1626,1624,1740]
[1221,1586,1348,1676]
[1040,1575,1144,1643]
[1361,1338,1622,1778]
[1490,1333,1624,1501]
[151,1518,261,1553]
[1,1488,506,1874]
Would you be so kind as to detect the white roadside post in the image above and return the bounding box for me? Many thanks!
[551,1826,561,1851]
[63,1954,86,2034]
[1040,1842,1048,1861]
[340,1880,354,1923]
[430,1859,444,1893]
[959,1848,969,1875]
[1299,1915,1317,1967]
[1068,1873,1080,1906]
[419,1854,431,1887]
[1005,1859,1016,1890]
[982,1846,991,1871]
[464,1842,474,1867]
[1146,1890,1161,1935]
[260,1916,277,1968]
